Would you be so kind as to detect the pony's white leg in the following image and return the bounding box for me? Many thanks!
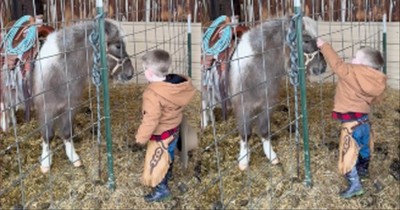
[40,141,52,173]
[261,138,279,165]
[64,140,82,167]
[0,102,8,132]
[201,99,209,130]
[238,140,250,170]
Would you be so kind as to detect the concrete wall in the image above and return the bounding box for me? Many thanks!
[119,21,202,90]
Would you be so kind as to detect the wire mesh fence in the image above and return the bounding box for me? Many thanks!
[200,0,399,209]
[0,0,201,209]
[0,0,399,209]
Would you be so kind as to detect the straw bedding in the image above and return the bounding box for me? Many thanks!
[0,81,399,209]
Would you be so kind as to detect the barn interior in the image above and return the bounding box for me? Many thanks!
[0,0,399,209]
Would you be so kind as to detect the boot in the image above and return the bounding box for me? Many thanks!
[144,177,172,202]
[340,167,364,199]
[356,156,370,180]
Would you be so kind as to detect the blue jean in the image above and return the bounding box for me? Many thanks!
[168,134,179,162]
[342,116,371,159]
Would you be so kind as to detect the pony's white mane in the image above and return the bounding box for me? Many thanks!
[302,16,318,38]
[68,18,126,41]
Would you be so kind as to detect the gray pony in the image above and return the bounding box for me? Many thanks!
[33,19,134,173]
[229,16,326,170]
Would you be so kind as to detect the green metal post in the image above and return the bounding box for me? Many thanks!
[96,0,116,191]
[294,0,312,187]
[187,14,192,78]
[382,14,387,75]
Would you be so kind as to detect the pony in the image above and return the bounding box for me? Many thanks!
[228,16,327,170]
[33,19,134,173]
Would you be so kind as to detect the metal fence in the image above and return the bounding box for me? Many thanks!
[1,0,399,209]
[0,0,195,209]
[199,0,398,209]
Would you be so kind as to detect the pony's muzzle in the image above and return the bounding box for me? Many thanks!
[312,66,325,75]
[121,60,134,81]
[121,72,134,81]
[305,51,327,76]
[108,54,134,81]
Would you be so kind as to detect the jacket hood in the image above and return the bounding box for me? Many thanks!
[352,64,387,98]
[147,75,196,106]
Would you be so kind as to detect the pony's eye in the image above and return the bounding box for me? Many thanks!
[115,44,121,50]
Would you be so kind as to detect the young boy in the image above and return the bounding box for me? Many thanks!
[317,38,387,199]
[135,49,196,202]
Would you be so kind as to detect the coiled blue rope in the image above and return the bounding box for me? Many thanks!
[1,15,37,56]
[202,15,232,55]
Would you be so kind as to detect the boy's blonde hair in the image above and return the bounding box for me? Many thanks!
[358,46,384,70]
[141,49,171,77]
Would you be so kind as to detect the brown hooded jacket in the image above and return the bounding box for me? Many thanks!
[320,43,387,114]
[135,74,196,144]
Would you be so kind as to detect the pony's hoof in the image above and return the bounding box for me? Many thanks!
[238,163,249,171]
[40,166,50,173]
[271,158,280,165]
[73,160,82,168]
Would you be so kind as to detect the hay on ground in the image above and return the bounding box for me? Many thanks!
[1,81,399,209]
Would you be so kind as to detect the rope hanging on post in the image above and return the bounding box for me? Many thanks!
[285,13,301,178]
[286,13,301,87]
[89,13,105,180]
[202,15,232,55]
[89,14,104,87]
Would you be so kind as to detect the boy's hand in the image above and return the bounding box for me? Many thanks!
[317,38,325,48]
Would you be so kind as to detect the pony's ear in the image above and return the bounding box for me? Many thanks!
[104,20,119,42]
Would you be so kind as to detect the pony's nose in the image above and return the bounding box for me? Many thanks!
[312,67,319,75]
[312,66,326,75]
[122,73,133,81]
[126,74,133,80]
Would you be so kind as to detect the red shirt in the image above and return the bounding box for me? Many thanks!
[332,111,367,121]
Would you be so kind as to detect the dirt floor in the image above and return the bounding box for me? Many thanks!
[1,82,399,209]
